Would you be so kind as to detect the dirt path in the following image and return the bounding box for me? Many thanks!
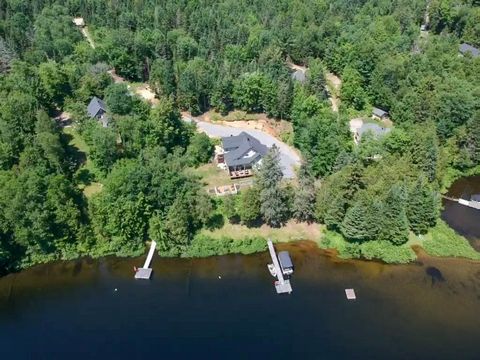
[81,27,96,49]
[325,72,341,112]
[74,18,159,105]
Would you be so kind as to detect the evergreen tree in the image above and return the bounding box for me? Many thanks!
[237,187,261,225]
[407,176,439,235]
[379,184,409,245]
[257,145,288,227]
[293,162,316,222]
[341,196,379,241]
[323,193,347,231]
[410,124,438,182]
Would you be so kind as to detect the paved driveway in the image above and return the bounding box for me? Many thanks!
[192,120,301,178]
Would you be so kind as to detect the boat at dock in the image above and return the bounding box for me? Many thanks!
[267,264,277,277]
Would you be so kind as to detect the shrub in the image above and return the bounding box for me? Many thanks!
[184,234,267,257]
[360,240,416,264]
[423,221,480,260]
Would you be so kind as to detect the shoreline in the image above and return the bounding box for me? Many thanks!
[2,235,479,279]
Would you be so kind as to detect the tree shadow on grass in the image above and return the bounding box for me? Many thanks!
[206,213,225,230]
[75,168,95,186]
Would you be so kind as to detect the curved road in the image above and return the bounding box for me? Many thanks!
[184,117,301,178]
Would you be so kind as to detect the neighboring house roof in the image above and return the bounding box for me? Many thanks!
[278,251,293,269]
[87,97,107,118]
[291,69,306,83]
[459,43,480,58]
[222,132,269,167]
[358,123,391,139]
[372,107,388,118]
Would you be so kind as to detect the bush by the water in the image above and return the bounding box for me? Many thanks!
[183,234,267,257]
[422,221,480,260]
[320,230,416,264]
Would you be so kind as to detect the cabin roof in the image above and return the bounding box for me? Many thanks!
[459,43,480,58]
[87,96,107,118]
[372,107,388,118]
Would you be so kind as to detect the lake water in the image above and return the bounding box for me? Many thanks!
[1,241,480,359]
[442,175,480,250]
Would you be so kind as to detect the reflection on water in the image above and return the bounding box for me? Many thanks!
[0,241,480,359]
[442,175,480,250]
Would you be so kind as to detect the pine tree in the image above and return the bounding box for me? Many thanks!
[341,197,379,241]
[379,184,409,245]
[293,162,316,222]
[407,176,439,234]
[324,193,347,231]
[257,145,288,227]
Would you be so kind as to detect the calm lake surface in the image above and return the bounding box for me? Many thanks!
[442,175,480,250]
[1,241,480,359]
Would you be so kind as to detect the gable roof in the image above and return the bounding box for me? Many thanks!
[87,97,107,118]
[372,107,388,118]
[459,43,480,58]
[358,123,391,138]
[291,69,306,83]
[222,132,269,167]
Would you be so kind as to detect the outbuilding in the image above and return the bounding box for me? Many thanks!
[87,96,109,127]
[372,107,389,120]
[459,43,480,58]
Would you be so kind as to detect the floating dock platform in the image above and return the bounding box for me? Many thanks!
[345,288,356,300]
[267,239,292,294]
[134,241,157,280]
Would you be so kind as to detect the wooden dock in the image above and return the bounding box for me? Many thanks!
[267,239,292,294]
[443,196,480,210]
[134,241,157,279]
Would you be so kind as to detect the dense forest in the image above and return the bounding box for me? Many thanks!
[0,0,479,274]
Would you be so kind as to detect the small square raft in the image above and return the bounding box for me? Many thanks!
[345,288,356,300]
[135,268,152,280]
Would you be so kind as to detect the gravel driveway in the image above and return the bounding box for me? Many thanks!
[189,120,301,178]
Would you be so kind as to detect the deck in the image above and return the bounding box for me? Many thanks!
[267,239,292,294]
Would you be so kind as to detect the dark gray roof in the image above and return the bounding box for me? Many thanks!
[372,107,388,118]
[459,43,480,58]
[222,132,269,167]
[291,69,306,83]
[278,251,293,269]
[358,123,391,138]
[87,97,107,118]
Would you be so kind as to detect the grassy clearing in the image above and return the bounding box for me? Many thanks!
[187,163,234,188]
[63,126,89,154]
[199,220,323,244]
[62,126,104,197]
[421,220,480,260]
[210,110,260,122]
[82,182,103,198]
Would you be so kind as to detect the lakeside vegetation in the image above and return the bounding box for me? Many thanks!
[0,0,479,274]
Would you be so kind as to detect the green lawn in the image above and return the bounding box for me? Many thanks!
[199,220,323,244]
[187,163,234,188]
[62,126,103,198]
